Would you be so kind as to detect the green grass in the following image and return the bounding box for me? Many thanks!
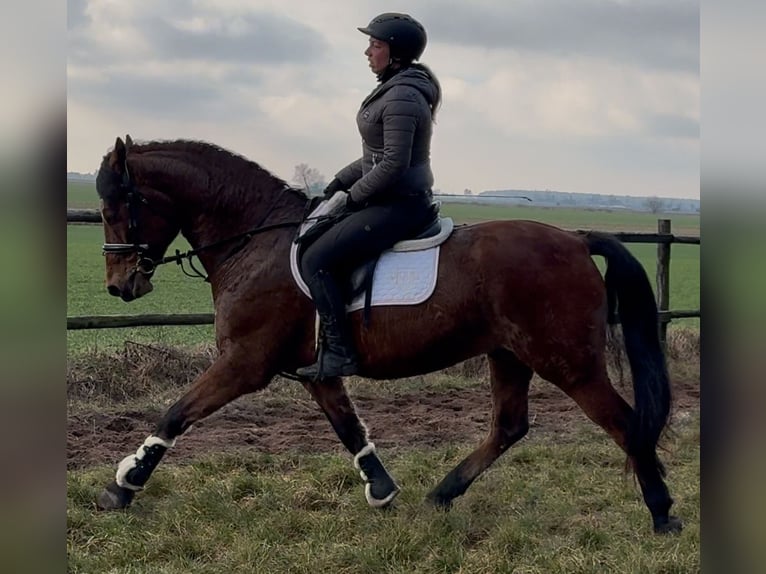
[439,203,699,235]
[68,180,99,209]
[67,415,699,573]
[67,225,215,354]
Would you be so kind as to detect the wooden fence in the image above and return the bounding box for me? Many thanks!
[67,211,700,342]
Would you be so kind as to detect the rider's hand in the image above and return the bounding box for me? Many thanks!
[322,178,344,199]
[345,192,364,212]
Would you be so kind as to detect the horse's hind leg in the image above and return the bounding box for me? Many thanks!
[562,373,681,533]
[303,376,400,508]
[96,353,265,510]
[427,348,532,508]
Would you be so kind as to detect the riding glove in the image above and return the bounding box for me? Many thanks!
[345,193,364,212]
[322,178,345,199]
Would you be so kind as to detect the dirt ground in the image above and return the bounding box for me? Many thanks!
[67,373,699,470]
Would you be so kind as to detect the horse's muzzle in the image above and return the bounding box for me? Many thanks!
[106,270,154,301]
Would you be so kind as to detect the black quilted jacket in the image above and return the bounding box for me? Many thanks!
[335,67,439,204]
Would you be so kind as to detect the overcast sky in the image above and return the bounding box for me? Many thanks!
[67,0,699,198]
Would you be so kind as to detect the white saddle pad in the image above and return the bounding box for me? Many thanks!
[345,247,440,311]
[289,193,446,311]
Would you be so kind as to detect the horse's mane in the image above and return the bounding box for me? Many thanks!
[129,139,308,204]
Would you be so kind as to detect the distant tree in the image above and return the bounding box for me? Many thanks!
[645,196,664,214]
[463,188,472,195]
[292,163,327,197]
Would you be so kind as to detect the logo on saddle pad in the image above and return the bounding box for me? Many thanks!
[289,193,454,311]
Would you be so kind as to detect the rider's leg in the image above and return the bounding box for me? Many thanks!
[296,268,359,379]
[297,195,433,380]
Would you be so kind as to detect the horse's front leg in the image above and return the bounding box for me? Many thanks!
[97,351,268,510]
[303,377,400,508]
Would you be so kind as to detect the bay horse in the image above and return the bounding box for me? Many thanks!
[93,136,681,533]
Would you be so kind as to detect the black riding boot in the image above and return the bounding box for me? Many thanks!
[296,270,359,380]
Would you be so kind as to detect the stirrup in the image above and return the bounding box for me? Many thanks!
[295,361,324,381]
[296,351,358,381]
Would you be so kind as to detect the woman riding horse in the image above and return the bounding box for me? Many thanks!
[297,13,442,381]
[90,16,682,536]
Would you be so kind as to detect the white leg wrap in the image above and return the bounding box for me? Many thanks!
[353,442,376,482]
[364,482,400,508]
[115,435,175,491]
[353,443,400,507]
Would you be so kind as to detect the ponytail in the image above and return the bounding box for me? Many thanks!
[410,62,442,121]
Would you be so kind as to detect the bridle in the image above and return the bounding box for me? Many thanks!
[101,159,157,274]
[101,149,310,282]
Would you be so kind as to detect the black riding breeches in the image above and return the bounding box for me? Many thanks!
[300,194,434,280]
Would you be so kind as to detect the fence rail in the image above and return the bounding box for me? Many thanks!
[67,209,102,223]
[67,313,215,330]
[67,212,699,341]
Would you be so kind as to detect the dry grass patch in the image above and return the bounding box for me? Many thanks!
[67,328,699,409]
[67,341,217,409]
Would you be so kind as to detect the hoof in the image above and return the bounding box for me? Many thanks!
[425,491,452,511]
[96,481,135,510]
[654,515,683,534]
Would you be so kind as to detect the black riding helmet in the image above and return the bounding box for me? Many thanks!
[358,13,427,62]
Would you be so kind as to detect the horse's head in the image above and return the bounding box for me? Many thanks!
[97,135,181,301]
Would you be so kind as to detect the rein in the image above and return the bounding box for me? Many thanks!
[153,195,322,281]
[155,220,304,281]
[157,194,324,280]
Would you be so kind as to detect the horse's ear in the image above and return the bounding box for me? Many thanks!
[125,134,133,148]
[109,137,127,171]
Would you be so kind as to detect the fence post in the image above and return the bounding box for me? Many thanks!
[656,219,671,346]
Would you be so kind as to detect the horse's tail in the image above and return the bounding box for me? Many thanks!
[584,231,670,474]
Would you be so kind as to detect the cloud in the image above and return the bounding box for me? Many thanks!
[645,113,699,140]
[66,1,699,199]
[67,1,327,67]
[68,74,225,119]
[143,12,327,64]
[67,1,327,119]
[419,0,698,72]
[67,0,89,31]
[434,48,698,142]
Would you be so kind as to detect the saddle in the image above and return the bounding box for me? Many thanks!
[290,192,454,325]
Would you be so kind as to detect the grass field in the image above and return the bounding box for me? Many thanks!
[67,182,699,354]
[67,181,700,572]
[67,348,700,574]
[68,180,101,209]
[68,421,699,573]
